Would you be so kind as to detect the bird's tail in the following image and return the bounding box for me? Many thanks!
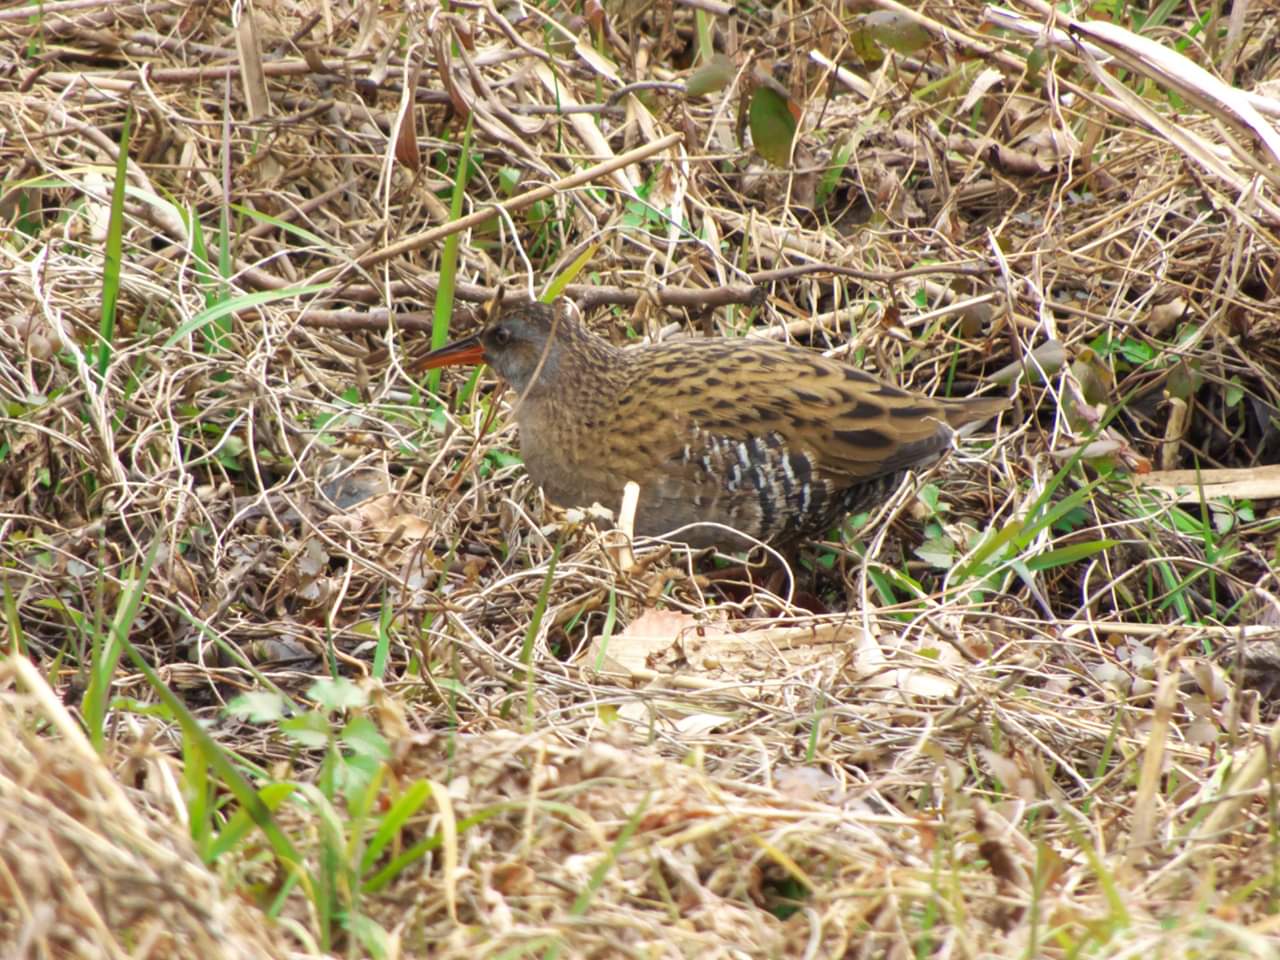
[940,394,1012,428]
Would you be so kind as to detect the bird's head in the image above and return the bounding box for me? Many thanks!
[416,297,586,396]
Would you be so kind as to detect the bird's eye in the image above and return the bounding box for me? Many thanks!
[491,325,512,346]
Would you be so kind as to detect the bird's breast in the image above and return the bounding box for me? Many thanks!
[515,399,621,509]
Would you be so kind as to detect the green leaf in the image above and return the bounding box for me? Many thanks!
[917,483,943,514]
[226,690,290,723]
[213,434,246,470]
[1224,376,1244,408]
[309,676,367,712]
[498,166,521,195]
[847,21,885,65]
[346,914,393,960]
[433,677,467,696]
[84,536,158,751]
[816,138,853,208]
[748,85,797,167]
[1166,359,1202,400]
[1051,505,1089,535]
[1210,504,1235,536]
[341,716,391,760]
[1117,339,1155,365]
[486,449,523,470]
[915,535,955,569]
[280,712,332,749]
[685,53,735,97]
[864,11,932,55]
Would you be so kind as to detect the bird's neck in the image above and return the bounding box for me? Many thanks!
[512,329,628,492]
[524,326,627,407]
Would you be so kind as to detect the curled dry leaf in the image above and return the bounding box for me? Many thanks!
[582,607,703,676]
[988,339,1068,387]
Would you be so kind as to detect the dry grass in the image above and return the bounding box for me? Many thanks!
[3,0,1280,957]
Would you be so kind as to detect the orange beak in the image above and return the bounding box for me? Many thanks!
[411,334,486,373]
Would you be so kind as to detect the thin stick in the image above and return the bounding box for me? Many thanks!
[344,131,684,275]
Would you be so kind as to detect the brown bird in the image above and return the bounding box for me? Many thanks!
[417,298,1008,551]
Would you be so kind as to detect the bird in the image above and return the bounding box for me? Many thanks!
[415,297,1009,551]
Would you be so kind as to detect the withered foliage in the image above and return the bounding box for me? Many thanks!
[2,1,1280,957]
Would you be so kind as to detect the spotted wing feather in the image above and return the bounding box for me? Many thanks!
[587,339,1002,546]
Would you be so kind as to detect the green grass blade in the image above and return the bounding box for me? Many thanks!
[163,284,331,347]
[98,107,132,378]
[83,532,160,751]
[542,793,652,960]
[1024,539,1118,572]
[429,118,474,394]
[523,542,561,727]
[206,781,299,861]
[542,242,599,301]
[114,594,302,868]
[363,804,513,892]
[360,779,433,876]
[228,201,334,248]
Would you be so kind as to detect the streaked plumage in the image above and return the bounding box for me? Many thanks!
[417,299,1008,550]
